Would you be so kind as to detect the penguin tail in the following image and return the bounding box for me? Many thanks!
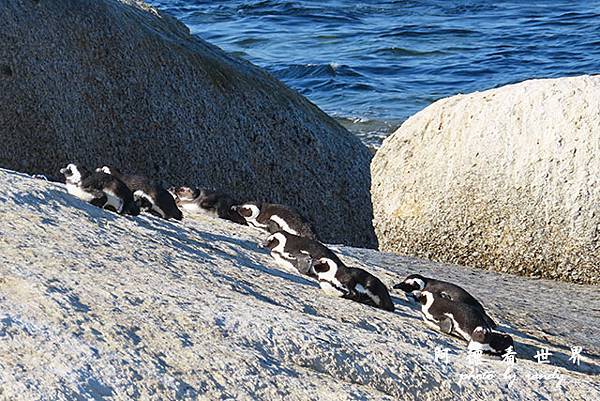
[380,293,396,312]
[172,208,183,220]
[484,314,498,329]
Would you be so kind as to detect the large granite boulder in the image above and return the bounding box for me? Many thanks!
[0,0,376,247]
[372,75,600,284]
[1,168,598,399]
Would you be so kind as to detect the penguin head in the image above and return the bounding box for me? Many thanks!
[312,257,337,273]
[261,231,286,250]
[394,274,427,292]
[232,202,261,221]
[470,326,491,343]
[487,332,514,355]
[167,187,178,200]
[311,257,339,279]
[97,165,125,177]
[173,186,200,201]
[96,165,113,175]
[470,327,513,355]
[60,163,87,184]
[411,290,434,306]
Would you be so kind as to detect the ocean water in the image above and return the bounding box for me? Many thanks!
[148,0,600,146]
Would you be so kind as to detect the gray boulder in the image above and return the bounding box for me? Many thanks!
[1,168,598,400]
[0,0,376,247]
[371,75,600,284]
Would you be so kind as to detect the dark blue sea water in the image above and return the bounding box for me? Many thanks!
[148,0,600,146]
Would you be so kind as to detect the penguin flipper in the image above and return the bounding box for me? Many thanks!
[267,219,281,234]
[483,313,497,329]
[438,317,454,334]
[294,254,314,276]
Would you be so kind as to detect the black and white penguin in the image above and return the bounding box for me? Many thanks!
[413,290,512,355]
[60,163,139,216]
[261,231,335,278]
[469,327,514,355]
[310,257,396,312]
[394,274,496,328]
[170,186,246,225]
[98,165,182,220]
[232,201,317,240]
[262,231,395,311]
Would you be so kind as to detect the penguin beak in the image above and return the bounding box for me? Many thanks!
[393,282,413,292]
[59,168,67,174]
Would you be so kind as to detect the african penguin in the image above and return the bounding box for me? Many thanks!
[232,201,317,240]
[261,231,339,278]
[394,274,496,328]
[469,327,514,355]
[98,166,182,220]
[60,163,139,216]
[261,231,395,311]
[310,257,395,312]
[413,290,512,355]
[170,186,246,225]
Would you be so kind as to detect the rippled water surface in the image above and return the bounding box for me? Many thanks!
[148,0,600,146]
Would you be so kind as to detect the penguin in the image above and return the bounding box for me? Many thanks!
[469,327,514,355]
[232,201,317,240]
[98,165,182,220]
[394,274,496,328]
[261,231,395,311]
[413,290,512,355]
[170,186,245,225]
[261,231,339,278]
[310,257,396,312]
[60,163,139,216]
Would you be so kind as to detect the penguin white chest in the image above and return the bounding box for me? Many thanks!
[248,218,268,230]
[271,252,296,272]
[104,190,124,213]
[65,183,96,202]
[318,272,345,293]
[443,313,471,341]
[319,281,346,297]
[180,201,218,218]
[420,292,437,322]
[269,215,299,235]
[314,262,347,296]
